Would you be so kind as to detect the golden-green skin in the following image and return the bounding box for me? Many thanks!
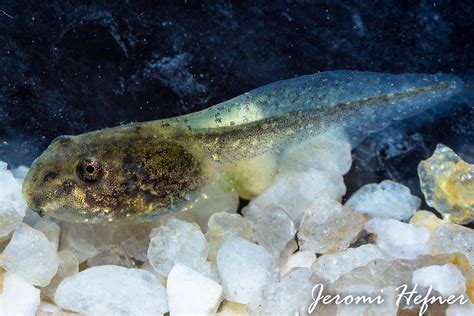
[22,71,463,223]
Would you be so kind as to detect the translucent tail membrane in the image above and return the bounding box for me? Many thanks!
[178,71,464,162]
[176,71,463,134]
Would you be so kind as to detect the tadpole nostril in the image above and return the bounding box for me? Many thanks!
[43,172,58,182]
[32,208,45,217]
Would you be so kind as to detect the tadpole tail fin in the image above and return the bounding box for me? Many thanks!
[162,71,464,148]
[335,72,464,146]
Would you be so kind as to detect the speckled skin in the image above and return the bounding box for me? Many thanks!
[22,71,463,223]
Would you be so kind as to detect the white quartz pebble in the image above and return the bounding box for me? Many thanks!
[412,264,466,297]
[33,219,61,251]
[147,219,211,277]
[312,244,387,283]
[36,302,64,315]
[217,238,276,304]
[279,130,352,176]
[175,184,240,232]
[428,222,474,266]
[446,301,474,316]
[59,222,99,263]
[365,218,430,259]
[87,244,136,268]
[0,161,26,237]
[0,271,40,316]
[205,212,253,261]
[298,197,365,254]
[122,234,150,262]
[11,165,29,179]
[248,168,346,224]
[54,265,168,315]
[167,263,222,315]
[42,250,79,301]
[247,268,314,316]
[280,251,316,277]
[243,204,296,255]
[346,180,420,221]
[1,223,59,286]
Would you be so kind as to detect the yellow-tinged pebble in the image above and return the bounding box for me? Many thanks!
[442,253,474,302]
[216,301,248,315]
[409,210,447,234]
[418,144,474,224]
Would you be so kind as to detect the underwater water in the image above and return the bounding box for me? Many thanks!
[0,1,473,315]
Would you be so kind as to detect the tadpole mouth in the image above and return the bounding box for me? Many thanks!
[30,207,46,218]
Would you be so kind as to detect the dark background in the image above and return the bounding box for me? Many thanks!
[1,0,473,198]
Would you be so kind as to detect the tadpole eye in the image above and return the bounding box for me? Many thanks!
[76,158,102,183]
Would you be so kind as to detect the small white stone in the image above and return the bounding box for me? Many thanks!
[0,271,40,316]
[42,250,79,301]
[0,161,26,237]
[446,301,474,316]
[33,219,61,251]
[312,244,387,283]
[247,267,314,316]
[60,221,156,264]
[122,235,150,262]
[92,220,157,263]
[412,264,466,297]
[59,222,99,263]
[12,165,30,179]
[243,204,296,255]
[54,265,168,315]
[36,302,64,316]
[329,255,469,297]
[428,222,474,266]
[22,208,42,227]
[87,244,136,268]
[248,168,346,224]
[175,184,240,232]
[147,219,211,278]
[365,218,430,259]
[280,251,316,277]
[205,212,253,261]
[140,261,168,286]
[346,180,421,221]
[217,238,276,304]
[1,223,59,286]
[167,263,222,315]
[278,239,299,274]
[298,197,365,254]
[59,221,142,263]
[280,130,352,176]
